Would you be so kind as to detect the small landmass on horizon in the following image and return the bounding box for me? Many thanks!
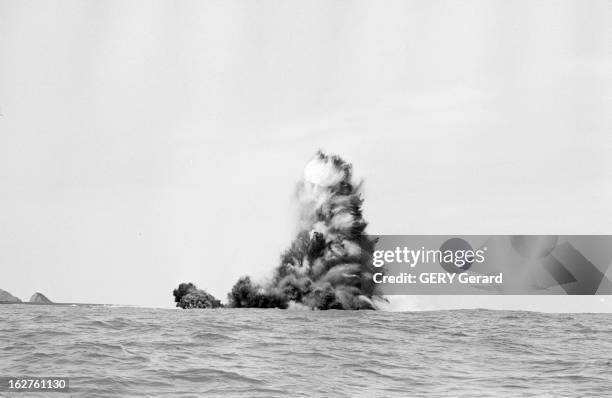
[0,289,54,304]
[0,288,22,303]
[30,292,53,304]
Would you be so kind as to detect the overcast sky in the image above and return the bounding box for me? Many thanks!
[1,1,610,310]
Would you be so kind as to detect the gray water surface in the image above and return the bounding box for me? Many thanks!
[1,305,611,397]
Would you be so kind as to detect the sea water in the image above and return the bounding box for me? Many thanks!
[1,305,611,397]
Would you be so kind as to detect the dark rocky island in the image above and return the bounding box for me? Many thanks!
[30,292,53,304]
[0,289,22,303]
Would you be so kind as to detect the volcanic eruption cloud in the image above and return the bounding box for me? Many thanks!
[173,283,223,309]
[227,151,382,310]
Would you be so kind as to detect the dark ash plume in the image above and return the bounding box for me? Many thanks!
[173,282,222,309]
[228,151,380,310]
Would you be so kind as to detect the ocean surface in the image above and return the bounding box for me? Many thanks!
[1,305,611,397]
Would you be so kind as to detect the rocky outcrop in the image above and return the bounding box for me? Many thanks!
[0,289,22,303]
[29,292,53,304]
[173,283,223,309]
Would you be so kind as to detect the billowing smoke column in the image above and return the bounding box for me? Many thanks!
[228,151,380,310]
[173,282,223,309]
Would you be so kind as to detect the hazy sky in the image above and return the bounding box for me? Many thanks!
[1,1,610,310]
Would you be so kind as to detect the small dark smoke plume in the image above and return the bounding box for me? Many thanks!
[173,282,223,309]
[227,151,380,310]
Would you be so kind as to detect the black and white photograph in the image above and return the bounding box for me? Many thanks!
[1,1,611,397]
